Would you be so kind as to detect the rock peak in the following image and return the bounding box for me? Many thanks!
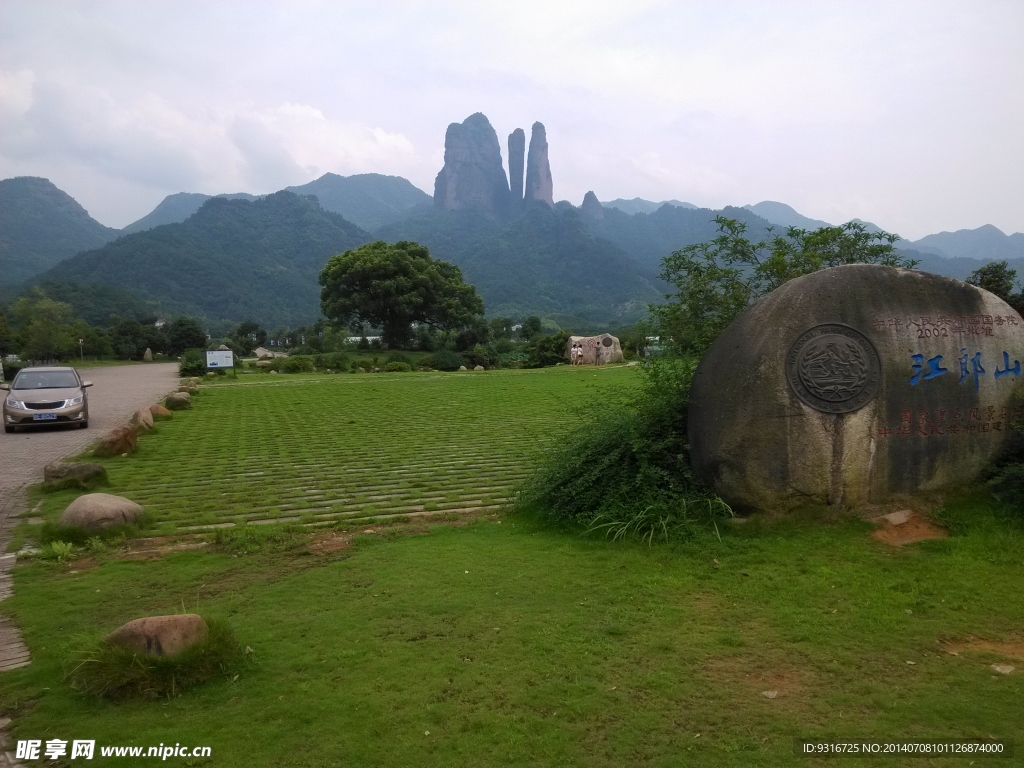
[508,128,525,214]
[581,191,603,221]
[524,122,553,207]
[433,113,510,216]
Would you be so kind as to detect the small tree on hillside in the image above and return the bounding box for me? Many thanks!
[967,261,1017,302]
[318,240,485,348]
[166,316,208,355]
[654,217,917,355]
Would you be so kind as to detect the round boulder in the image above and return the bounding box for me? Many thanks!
[689,264,1024,512]
[458,365,468,371]
[60,493,144,531]
[148,403,173,420]
[44,461,107,485]
[567,334,624,364]
[105,614,208,657]
[165,392,192,410]
[473,365,485,371]
[131,408,154,431]
[93,425,138,457]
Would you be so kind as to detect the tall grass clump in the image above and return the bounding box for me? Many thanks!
[65,619,245,700]
[518,356,731,540]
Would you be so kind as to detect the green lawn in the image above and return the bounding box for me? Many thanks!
[34,366,633,533]
[3,366,1023,767]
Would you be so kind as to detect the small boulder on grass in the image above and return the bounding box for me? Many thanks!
[131,408,154,431]
[67,617,242,700]
[43,461,107,491]
[60,493,144,531]
[165,392,192,410]
[93,425,138,457]
[105,614,208,657]
[474,365,485,371]
[148,404,173,420]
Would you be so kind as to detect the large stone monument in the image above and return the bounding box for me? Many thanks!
[689,265,1024,511]
[567,334,623,365]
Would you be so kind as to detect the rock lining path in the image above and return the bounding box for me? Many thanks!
[1,363,177,765]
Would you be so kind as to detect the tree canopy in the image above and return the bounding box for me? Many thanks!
[653,217,917,355]
[318,240,485,348]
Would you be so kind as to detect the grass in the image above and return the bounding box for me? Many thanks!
[65,618,245,701]
[2,365,1023,766]
[27,367,634,534]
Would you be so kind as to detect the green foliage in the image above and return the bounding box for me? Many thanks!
[166,316,207,356]
[312,351,350,371]
[272,356,315,374]
[213,525,303,555]
[39,540,76,563]
[231,320,267,356]
[653,217,916,355]
[32,280,157,328]
[966,260,1024,313]
[382,361,412,372]
[0,310,14,356]
[65,618,245,700]
[526,330,570,368]
[519,358,698,528]
[429,349,465,371]
[12,289,77,361]
[588,496,734,546]
[110,317,165,360]
[319,240,485,348]
[384,352,413,366]
[519,315,543,340]
[178,348,206,377]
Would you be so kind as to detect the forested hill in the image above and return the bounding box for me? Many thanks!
[376,203,661,324]
[583,204,777,276]
[0,176,120,285]
[36,192,372,327]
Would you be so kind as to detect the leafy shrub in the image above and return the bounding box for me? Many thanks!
[518,357,728,539]
[382,361,412,372]
[39,540,76,562]
[271,355,314,374]
[385,352,413,367]
[526,331,571,367]
[431,349,465,371]
[40,514,150,547]
[65,618,245,700]
[178,348,206,377]
[313,352,349,371]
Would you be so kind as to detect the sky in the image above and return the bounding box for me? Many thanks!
[1,0,1021,240]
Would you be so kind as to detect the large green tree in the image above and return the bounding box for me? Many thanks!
[166,316,208,355]
[966,260,1017,302]
[319,240,485,348]
[12,291,76,361]
[653,218,917,355]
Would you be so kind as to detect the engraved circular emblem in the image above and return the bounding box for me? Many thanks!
[785,324,881,413]
[602,337,613,347]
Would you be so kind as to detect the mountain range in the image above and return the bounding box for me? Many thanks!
[2,111,1023,329]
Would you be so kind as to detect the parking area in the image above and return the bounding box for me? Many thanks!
[0,363,179,521]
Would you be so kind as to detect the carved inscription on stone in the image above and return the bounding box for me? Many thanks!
[786,324,881,413]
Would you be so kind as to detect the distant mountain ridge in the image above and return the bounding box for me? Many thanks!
[602,198,697,215]
[0,176,120,285]
[120,173,431,235]
[911,224,1024,261]
[121,192,259,234]
[36,192,372,327]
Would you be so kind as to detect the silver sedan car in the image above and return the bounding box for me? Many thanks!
[2,366,92,433]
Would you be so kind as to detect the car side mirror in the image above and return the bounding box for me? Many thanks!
[82,381,93,388]
[0,384,8,391]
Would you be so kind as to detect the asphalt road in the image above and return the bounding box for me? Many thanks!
[0,362,180,521]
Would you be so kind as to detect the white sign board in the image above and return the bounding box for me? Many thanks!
[206,350,234,368]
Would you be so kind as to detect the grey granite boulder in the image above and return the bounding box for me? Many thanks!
[105,614,208,657]
[60,493,144,531]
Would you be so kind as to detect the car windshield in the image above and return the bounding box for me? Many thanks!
[12,371,79,390]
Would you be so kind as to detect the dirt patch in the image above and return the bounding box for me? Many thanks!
[940,636,1024,660]
[308,530,353,554]
[871,510,949,546]
[702,656,815,702]
[114,536,210,561]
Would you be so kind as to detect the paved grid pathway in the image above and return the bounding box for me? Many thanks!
[0,363,179,766]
